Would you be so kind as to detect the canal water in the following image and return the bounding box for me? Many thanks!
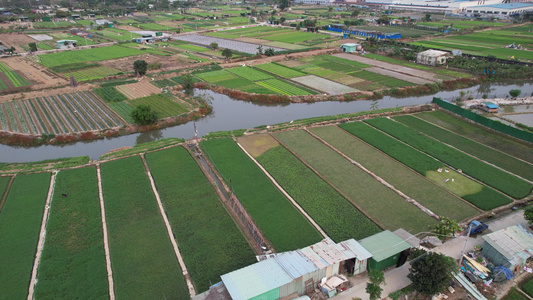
[1,82,532,163]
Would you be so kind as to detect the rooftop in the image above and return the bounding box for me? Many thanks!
[483,225,533,261]
[359,230,412,262]
[475,3,533,9]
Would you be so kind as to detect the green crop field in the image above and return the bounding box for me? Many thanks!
[94,86,128,102]
[261,31,331,43]
[256,78,316,95]
[194,70,237,83]
[216,77,254,89]
[310,126,478,221]
[255,63,306,78]
[200,138,322,252]
[339,122,512,210]
[0,173,51,300]
[522,280,533,297]
[95,29,141,41]
[101,156,188,299]
[248,136,381,241]
[352,70,413,88]
[416,110,533,164]
[227,67,273,81]
[0,62,31,88]
[365,118,532,199]
[363,53,433,70]
[39,46,146,67]
[128,94,187,118]
[62,66,122,82]
[146,147,256,292]
[37,43,54,50]
[0,176,9,198]
[108,102,134,123]
[34,167,108,299]
[394,115,533,181]
[275,130,437,233]
[174,44,210,52]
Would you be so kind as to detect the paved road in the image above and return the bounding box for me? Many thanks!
[335,210,527,300]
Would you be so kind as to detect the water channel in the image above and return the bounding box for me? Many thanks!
[1,81,532,163]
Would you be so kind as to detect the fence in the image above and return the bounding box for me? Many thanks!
[433,97,533,143]
[227,193,270,252]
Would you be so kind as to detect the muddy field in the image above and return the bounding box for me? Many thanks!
[0,33,36,49]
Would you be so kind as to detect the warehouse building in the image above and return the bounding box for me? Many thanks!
[465,3,533,18]
[482,225,533,270]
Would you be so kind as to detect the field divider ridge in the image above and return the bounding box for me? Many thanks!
[96,164,116,300]
[235,140,329,239]
[139,154,196,297]
[27,171,56,300]
[303,128,440,220]
[0,175,14,212]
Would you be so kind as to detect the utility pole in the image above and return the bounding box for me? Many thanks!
[458,224,473,266]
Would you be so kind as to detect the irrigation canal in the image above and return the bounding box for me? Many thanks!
[1,81,532,163]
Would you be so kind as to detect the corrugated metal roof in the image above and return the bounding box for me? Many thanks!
[482,102,499,109]
[274,251,319,279]
[221,259,292,300]
[299,247,329,269]
[340,239,373,261]
[393,229,421,248]
[482,225,533,261]
[309,239,349,265]
[475,3,533,9]
[359,230,412,262]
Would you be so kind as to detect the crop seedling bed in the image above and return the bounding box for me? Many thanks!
[200,138,323,252]
[255,63,306,78]
[194,70,237,83]
[101,156,189,299]
[34,167,108,299]
[62,66,122,82]
[0,173,51,299]
[241,135,381,241]
[339,122,512,210]
[256,78,316,95]
[128,94,187,118]
[146,147,256,292]
[216,77,253,89]
[39,46,146,68]
[275,130,437,233]
[109,102,134,123]
[226,67,273,82]
[394,115,533,182]
[365,118,532,199]
[310,126,478,221]
[94,87,128,103]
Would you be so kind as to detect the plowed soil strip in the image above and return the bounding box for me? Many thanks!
[30,98,55,134]
[39,97,67,133]
[22,100,44,134]
[8,101,23,133]
[16,99,35,134]
[54,95,85,132]
[2,102,13,131]
[43,96,75,133]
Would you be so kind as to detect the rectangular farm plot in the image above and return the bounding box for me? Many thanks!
[115,81,161,99]
[62,66,122,82]
[101,156,189,299]
[291,75,358,95]
[146,147,256,292]
[275,130,438,233]
[310,126,479,221]
[365,118,533,199]
[194,70,237,83]
[261,31,331,44]
[239,134,381,241]
[255,63,307,78]
[0,62,32,89]
[200,138,323,252]
[394,115,533,182]
[226,66,273,82]
[339,121,512,210]
[128,93,187,118]
[34,167,108,299]
[351,70,413,88]
[0,173,51,300]
[0,176,10,199]
[256,78,316,96]
[39,46,146,68]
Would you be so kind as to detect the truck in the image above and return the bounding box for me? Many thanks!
[468,220,489,235]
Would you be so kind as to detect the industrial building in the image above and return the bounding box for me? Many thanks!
[464,3,533,18]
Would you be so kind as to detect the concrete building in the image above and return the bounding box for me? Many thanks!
[464,2,533,18]
[417,49,449,66]
[482,225,533,270]
[293,0,336,5]
[359,230,412,270]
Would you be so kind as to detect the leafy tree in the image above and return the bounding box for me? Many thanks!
[296,24,301,31]
[257,45,263,55]
[210,42,219,50]
[28,42,37,52]
[279,0,290,11]
[524,207,533,224]
[131,104,159,125]
[366,269,385,300]
[351,9,360,17]
[431,216,461,239]
[222,48,233,60]
[509,89,521,97]
[133,60,148,76]
[280,16,286,23]
[408,252,457,295]
[424,13,432,21]
[264,48,275,56]
[182,75,195,95]
[376,15,390,25]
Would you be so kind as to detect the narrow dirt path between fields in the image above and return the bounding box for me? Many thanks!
[304,128,440,220]
[27,172,56,300]
[235,141,329,239]
[0,175,14,212]
[139,155,196,298]
[95,164,116,300]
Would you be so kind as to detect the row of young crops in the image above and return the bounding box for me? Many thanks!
[0,91,127,134]
[62,66,122,82]
[0,62,32,89]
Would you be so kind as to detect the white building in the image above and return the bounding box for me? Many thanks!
[417,49,449,65]
[293,0,336,5]
[464,3,533,18]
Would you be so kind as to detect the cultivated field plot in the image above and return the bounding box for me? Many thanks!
[416,20,505,30]
[207,26,337,46]
[0,91,127,134]
[394,115,533,182]
[239,134,381,241]
[200,138,323,252]
[339,122,512,210]
[146,147,256,292]
[255,63,307,78]
[62,65,122,82]
[94,86,128,103]
[172,34,285,54]
[417,110,533,164]
[38,45,146,67]
[95,28,142,41]
[226,66,274,81]
[0,62,32,90]
[292,75,358,95]
[0,173,51,299]
[34,167,108,299]
[256,78,317,96]
[101,156,189,299]
[365,117,532,199]
[128,93,188,118]
[310,126,479,221]
[115,81,161,99]
[275,130,438,233]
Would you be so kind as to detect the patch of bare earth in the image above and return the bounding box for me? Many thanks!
[104,53,184,72]
[237,134,279,157]
[0,33,36,49]
[0,84,94,104]
[2,56,68,89]
[116,80,161,99]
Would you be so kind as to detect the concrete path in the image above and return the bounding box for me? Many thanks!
[96,164,115,300]
[334,210,527,300]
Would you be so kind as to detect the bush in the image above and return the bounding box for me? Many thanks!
[509,89,521,97]
[130,104,159,125]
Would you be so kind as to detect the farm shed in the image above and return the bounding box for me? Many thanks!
[480,102,499,113]
[359,230,412,270]
[482,225,533,270]
[340,43,361,53]
[417,49,449,66]
[56,40,78,49]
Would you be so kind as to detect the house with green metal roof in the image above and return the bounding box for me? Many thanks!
[359,230,412,270]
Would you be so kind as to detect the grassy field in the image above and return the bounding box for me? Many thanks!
[416,110,533,164]
[101,156,189,299]
[339,121,512,210]
[34,167,108,299]
[145,147,256,292]
[256,78,317,95]
[62,66,122,82]
[239,134,381,241]
[128,94,188,118]
[94,86,128,102]
[255,63,307,78]
[394,115,533,182]
[365,117,532,199]
[227,67,274,82]
[0,173,51,300]
[310,126,479,221]
[39,46,146,67]
[275,130,438,233]
[0,176,9,201]
[200,138,323,252]
[502,288,529,300]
